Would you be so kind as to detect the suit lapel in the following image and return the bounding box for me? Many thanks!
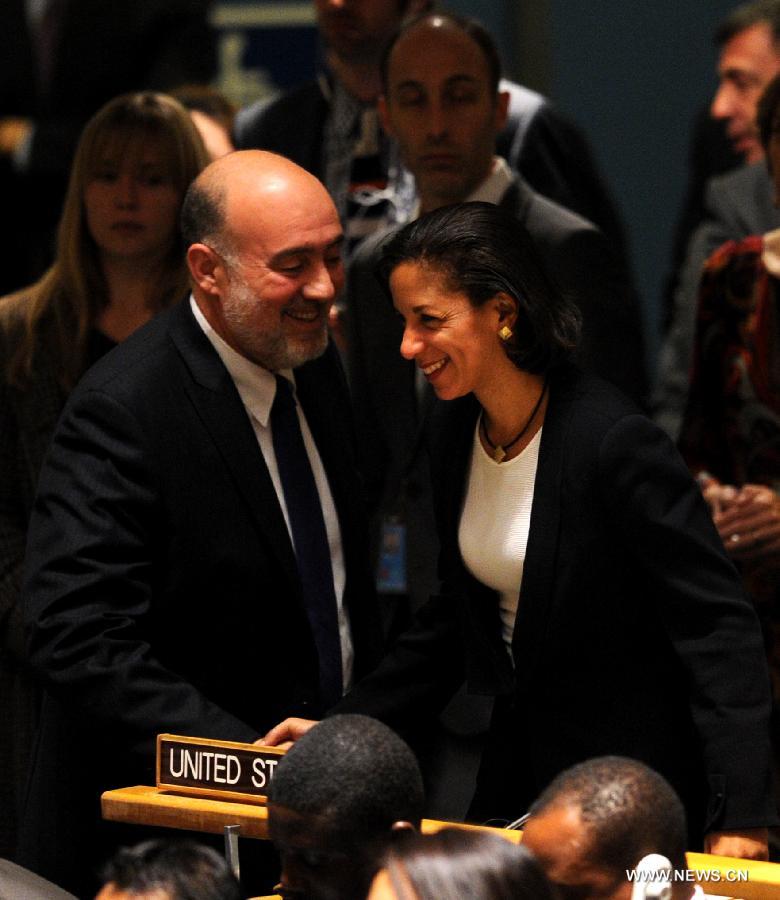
[168,301,299,584]
[511,367,578,676]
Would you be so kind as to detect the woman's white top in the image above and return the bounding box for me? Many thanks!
[458,422,542,652]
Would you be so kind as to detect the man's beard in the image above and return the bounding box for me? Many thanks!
[222,275,329,371]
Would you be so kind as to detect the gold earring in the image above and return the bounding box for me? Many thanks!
[499,325,513,341]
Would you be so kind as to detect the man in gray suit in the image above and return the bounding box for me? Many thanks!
[345,12,644,818]
[655,0,780,439]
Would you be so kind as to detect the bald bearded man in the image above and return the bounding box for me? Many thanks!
[18,151,382,896]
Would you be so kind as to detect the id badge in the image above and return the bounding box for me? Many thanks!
[376,517,407,594]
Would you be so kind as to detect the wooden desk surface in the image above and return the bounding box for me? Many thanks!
[102,787,780,900]
[101,785,522,843]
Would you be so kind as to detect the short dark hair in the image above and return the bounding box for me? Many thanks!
[180,176,227,252]
[380,12,503,96]
[757,72,780,151]
[378,202,580,375]
[715,0,780,47]
[99,839,241,900]
[269,714,425,836]
[530,756,688,874]
[383,828,558,900]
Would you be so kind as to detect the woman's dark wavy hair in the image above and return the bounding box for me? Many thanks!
[378,202,581,374]
[382,828,559,900]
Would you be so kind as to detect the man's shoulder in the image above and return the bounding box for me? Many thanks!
[545,367,656,466]
[709,160,771,196]
[74,304,183,399]
[502,79,547,121]
[349,224,399,271]
[235,81,328,148]
[499,79,587,162]
[703,161,780,239]
[504,177,600,239]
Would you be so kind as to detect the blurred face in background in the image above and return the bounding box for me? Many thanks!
[380,20,508,212]
[711,22,780,163]
[84,137,180,267]
[315,0,409,64]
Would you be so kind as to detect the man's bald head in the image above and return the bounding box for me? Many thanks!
[181,150,334,258]
[182,150,344,371]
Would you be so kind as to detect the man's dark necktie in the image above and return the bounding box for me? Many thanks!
[270,375,342,710]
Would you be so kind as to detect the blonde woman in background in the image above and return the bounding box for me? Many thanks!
[0,91,207,861]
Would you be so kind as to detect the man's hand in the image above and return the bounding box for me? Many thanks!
[704,828,769,860]
[257,717,319,750]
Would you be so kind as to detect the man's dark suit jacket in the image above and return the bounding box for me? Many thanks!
[234,78,629,261]
[18,300,383,893]
[337,365,776,840]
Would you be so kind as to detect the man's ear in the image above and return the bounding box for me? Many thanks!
[187,243,223,296]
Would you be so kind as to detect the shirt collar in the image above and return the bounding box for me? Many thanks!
[464,156,514,205]
[411,156,513,219]
[190,296,293,427]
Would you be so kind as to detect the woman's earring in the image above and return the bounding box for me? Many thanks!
[499,325,513,341]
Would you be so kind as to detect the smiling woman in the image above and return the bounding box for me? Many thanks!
[0,91,208,860]
[268,201,778,864]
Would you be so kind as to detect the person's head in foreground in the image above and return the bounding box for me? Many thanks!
[181,149,344,372]
[379,201,580,403]
[94,839,240,900]
[521,756,692,900]
[367,827,560,900]
[268,714,425,900]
